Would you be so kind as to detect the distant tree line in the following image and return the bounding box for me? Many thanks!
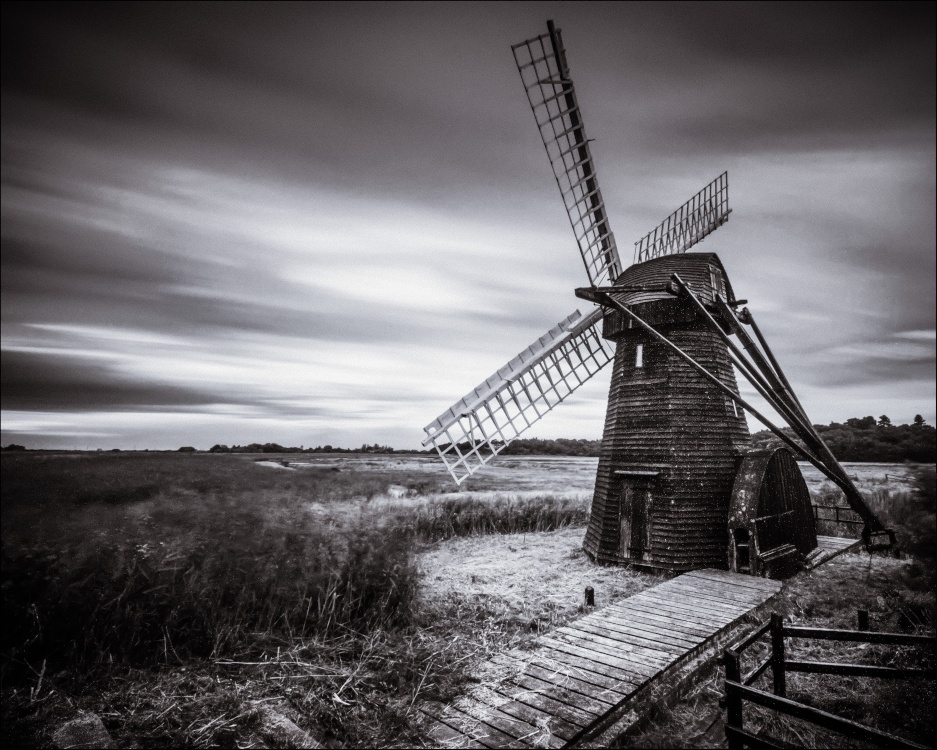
[4,415,932,462]
[501,438,602,456]
[751,415,935,463]
[205,442,417,454]
[434,415,935,463]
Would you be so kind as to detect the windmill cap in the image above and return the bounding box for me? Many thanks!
[612,252,736,308]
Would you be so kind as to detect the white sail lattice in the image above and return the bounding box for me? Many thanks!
[512,25,622,288]
[634,172,731,263]
[422,308,612,484]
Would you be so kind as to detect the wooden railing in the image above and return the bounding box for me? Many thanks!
[723,612,935,749]
[812,503,864,528]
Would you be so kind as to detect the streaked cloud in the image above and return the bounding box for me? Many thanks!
[1,3,933,449]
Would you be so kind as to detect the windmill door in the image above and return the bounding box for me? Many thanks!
[618,481,652,561]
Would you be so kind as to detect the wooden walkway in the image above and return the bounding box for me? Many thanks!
[422,569,782,748]
[806,535,862,570]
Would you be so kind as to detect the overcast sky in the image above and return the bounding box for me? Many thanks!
[2,2,934,450]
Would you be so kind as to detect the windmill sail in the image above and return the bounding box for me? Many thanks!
[422,308,613,484]
[634,172,731,263]
[512,21,623,288]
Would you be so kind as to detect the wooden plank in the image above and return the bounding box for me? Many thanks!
[639,584,748,614]
[514,664,623,706]
[591,612,703,649]
[613,598,731,629]
[507,648,645,692]
[664,576,766,602]
[621,591,735,620]
[530,644,649,684]
[450,699,545,748]
[677,570,780,597]
[423,702,519,749]
[493,682,595,730]
[553,624,674,664]
[509,671,615,715]
[666,578,771,606]
[687,569,781,593]
[599,608,710,643]
[467,689,577,744]
[539,637,661,679]
[605,603,717,636]
[640,584,753,613]
[422,710,488,749]
[677,571,777,597]
[547,631,670,673]
[585,614,700,651]
[816,535,858,549]
[563,619,689,656]
[631,590,744,621]
[492,654,632,705]
[686,569,781,593]
[554,627,676,669]
[603,615,710,645]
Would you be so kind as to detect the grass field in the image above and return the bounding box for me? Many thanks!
[0,452,598,748]
[1,452,932,748]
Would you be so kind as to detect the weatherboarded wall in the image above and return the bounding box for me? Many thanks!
[583,253,751,571]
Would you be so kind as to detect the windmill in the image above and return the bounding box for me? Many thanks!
[422,20,895,576]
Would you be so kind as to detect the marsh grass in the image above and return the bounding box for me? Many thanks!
[2,493,418,678]
[811,466,936,582]
[402,494,588,540]
[1,452,590,747]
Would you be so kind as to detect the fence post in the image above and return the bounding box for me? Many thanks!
[724,649,744,749]
[771,613,786,698]
[584,586,595,607]
[858,610,869,631]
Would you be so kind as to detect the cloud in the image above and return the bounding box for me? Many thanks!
[1,349,222,411]
[1,4,933,448]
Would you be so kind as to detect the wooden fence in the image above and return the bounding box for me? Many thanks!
[723,612,935,749]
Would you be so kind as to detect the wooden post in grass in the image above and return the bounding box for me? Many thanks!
[858,610,870,631]
[584,586,595,607]
[771,613,786,697]
[724,648,744,749]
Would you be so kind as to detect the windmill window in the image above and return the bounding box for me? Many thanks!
[726,397,739,418]
[709,266,725,300]
[635,344,644,368]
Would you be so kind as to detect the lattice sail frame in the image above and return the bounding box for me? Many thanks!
[512,24,622,288]
[422,308,613,484]
[634,172,731,263]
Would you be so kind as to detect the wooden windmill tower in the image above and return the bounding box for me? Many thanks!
[423,20,895,576]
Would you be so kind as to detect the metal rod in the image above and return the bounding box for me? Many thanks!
[726,303,885,534]
[722,300,851,477]
[672,275,832,453]
[716,298,827,451]
[723,347,838,475]
[584,289,852,483]
[744,308,806,414]
[669,275,865,494]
